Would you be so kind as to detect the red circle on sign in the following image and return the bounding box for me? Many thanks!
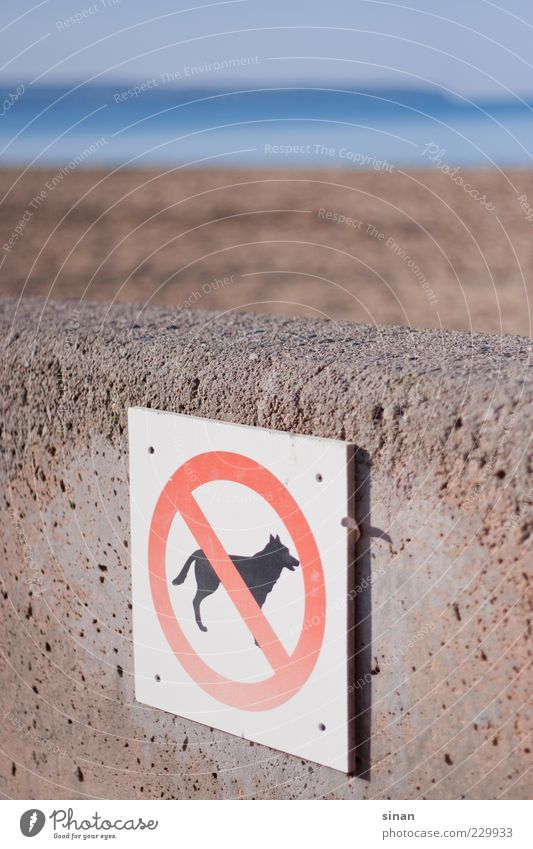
[148,451,326,711]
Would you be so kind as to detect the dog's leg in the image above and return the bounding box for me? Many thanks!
[193,589,210,632]
[254,597,265,647]
[192,558,220,632]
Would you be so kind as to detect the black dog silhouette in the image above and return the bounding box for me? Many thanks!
[172,534,299,633]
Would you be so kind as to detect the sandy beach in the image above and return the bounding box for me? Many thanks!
[1,166,532,335]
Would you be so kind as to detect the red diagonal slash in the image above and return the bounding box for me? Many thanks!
[148,450,326,711]
[177,487,291,672]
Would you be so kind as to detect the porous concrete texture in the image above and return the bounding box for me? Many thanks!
[0,296,531,800]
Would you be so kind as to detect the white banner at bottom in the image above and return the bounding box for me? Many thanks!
[2,799,530,848]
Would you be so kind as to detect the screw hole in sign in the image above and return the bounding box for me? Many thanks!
[315,473,323,482]
[319,723,326,732]
[148,446,155,454]
[155,674,161,682]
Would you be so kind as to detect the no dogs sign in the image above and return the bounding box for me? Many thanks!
[129,408,356,772]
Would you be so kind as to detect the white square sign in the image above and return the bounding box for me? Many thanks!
[128,408,355,772]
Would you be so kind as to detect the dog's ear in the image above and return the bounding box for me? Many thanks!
[269,533,275,543]
[275,534,280,543]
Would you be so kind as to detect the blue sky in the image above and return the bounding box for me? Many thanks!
[2,0,533,99]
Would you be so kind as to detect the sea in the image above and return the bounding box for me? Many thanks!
[0,83,531,169]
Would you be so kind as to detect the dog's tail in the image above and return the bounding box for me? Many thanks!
[172,550,201,586]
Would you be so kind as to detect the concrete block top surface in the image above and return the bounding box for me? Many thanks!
[0,296,531,800]
[1,295,531,464]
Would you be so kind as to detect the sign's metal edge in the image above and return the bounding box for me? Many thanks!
[127,405,355,449]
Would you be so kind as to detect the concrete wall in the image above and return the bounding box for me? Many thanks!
[0,296,531,800]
